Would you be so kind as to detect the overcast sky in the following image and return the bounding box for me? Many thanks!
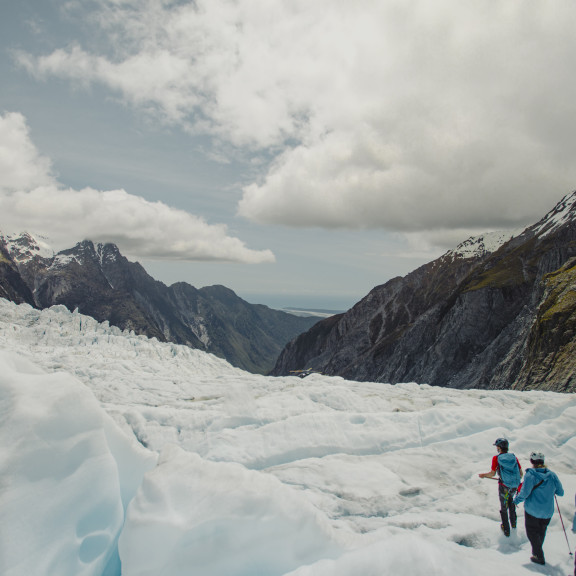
[1,0,576,310]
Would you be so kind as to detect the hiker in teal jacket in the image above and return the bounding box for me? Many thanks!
[514,452,564,566]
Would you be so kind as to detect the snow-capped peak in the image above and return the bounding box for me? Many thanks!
[448,230,516,260]
[96,242,121,267]
[530,190,576,238]
[0,231,54,263]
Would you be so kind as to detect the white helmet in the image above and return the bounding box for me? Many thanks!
[530,451,545,463]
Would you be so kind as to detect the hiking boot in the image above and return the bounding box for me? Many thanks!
[511,522,516,529]
[530,556,545,565]
[500,524,510,537]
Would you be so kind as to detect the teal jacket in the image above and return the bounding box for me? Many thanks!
[514,467,564,519]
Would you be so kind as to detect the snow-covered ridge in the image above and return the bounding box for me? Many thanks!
[1,298,575,576]
[442,190,576,261]
[531,190,576,238]
[97,243,120,267]
[448,230,517,260]
[48,253,80,270]
[0,230,54,262]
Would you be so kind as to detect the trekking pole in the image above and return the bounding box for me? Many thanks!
[555,495,574,556]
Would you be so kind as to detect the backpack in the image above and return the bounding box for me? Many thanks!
[497,453,521,489]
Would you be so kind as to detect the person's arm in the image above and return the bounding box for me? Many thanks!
[516,457,523,478]
[479,470,496,479]
[514,470,533,506]
[479,455,498,479]
[554,475,564,497]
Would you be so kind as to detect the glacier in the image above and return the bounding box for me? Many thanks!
[0,298,575,576]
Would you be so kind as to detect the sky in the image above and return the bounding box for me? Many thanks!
[1,298,575,576]
[1,1,576,310]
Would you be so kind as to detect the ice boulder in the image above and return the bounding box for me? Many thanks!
[119,445,341,576]
[0,350,156,576]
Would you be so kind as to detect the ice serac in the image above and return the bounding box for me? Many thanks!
[272,191,576,392]
[0,350,156,576]
[119,446,340,576]
[0,235,318,374]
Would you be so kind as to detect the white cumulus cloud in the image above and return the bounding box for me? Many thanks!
[0,112,55,191]
[16,0,576,240]
[0,112,274,263]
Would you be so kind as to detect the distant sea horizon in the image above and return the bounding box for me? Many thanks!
[240,292,361,314]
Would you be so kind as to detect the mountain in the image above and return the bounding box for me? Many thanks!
[271,191,576,393]
[0,234,319,374]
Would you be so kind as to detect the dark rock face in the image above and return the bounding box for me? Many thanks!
[0,245,35,306]
[512,258,576,392]
[0,237,318,374]
[272,192,576,393]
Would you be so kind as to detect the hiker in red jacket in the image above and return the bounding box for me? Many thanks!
[479,438,523,537]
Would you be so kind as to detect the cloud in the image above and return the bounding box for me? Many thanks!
[0,112,274,264]
[17,0,576,240]
[0,112,56,191]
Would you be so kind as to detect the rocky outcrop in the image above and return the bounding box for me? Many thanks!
[272,192,576,393]
[512,258,576,392]
[0,245,35,306]
[0,236,318,374]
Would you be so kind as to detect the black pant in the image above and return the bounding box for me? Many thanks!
[524,512,551,562]
[498,484,517,532]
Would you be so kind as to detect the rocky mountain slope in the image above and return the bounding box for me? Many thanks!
[0,234,318,374]
[272,192,576,393]
[0,243,35,306]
